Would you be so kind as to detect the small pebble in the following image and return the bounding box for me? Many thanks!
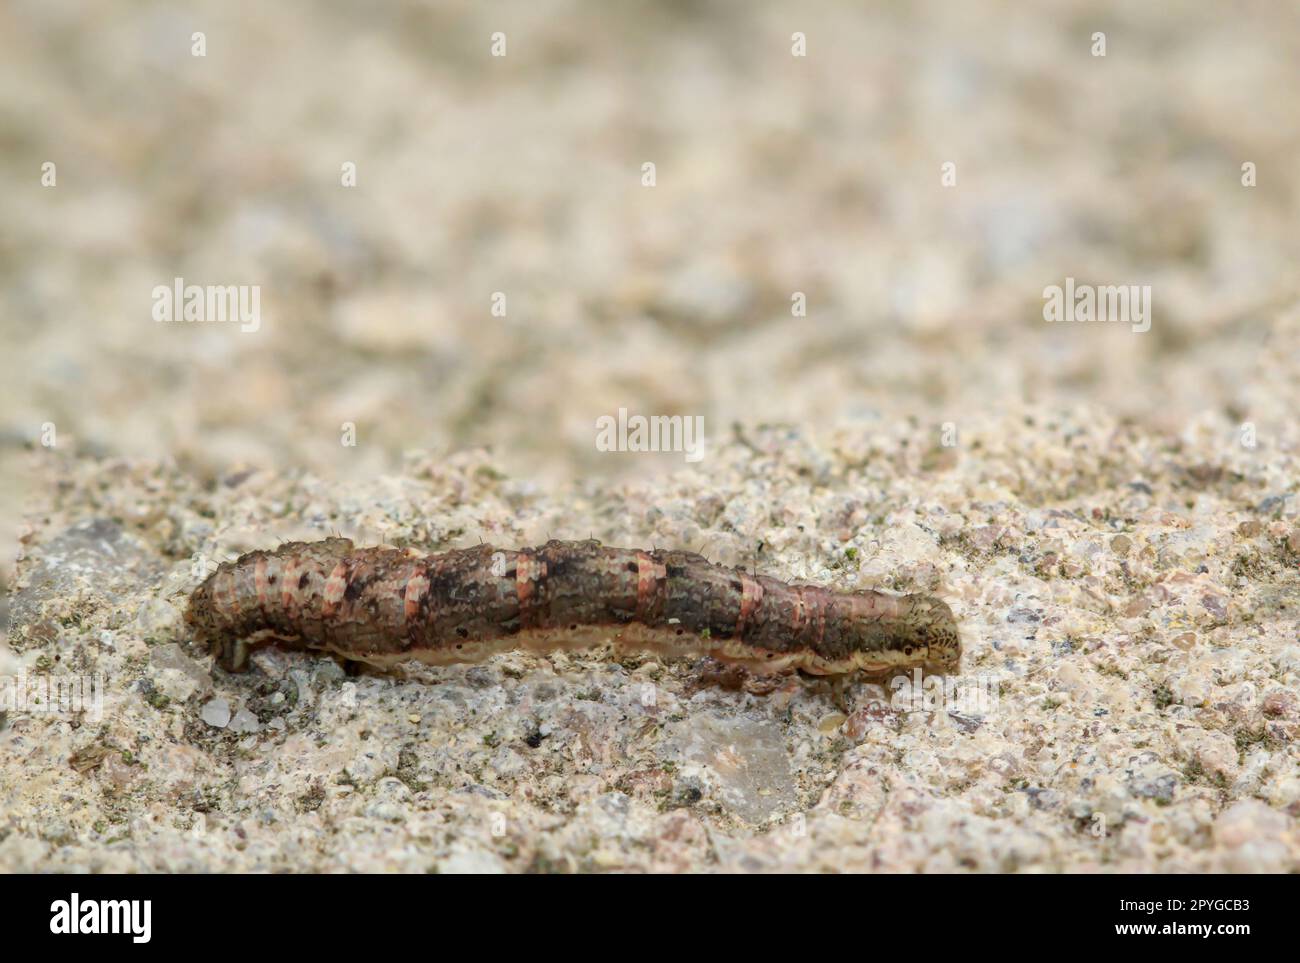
[200,698,231,729]
[229,708,260,734]
[818,712,847,734]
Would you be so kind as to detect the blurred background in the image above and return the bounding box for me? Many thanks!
[3,0,1298,522]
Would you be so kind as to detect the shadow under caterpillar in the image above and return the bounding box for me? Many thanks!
[185,537,961,679]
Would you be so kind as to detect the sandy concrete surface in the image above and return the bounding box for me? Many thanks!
[2,1,1298,872]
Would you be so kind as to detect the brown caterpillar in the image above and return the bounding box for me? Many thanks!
[185,538,961,678]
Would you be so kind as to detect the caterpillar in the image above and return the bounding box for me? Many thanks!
[184,538,961,678]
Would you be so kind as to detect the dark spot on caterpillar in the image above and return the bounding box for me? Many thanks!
[456,626,469,639]
[268,574,276,584]
[298,573,310,589]
[625,562,638,574]
[543,554,575,580]
[344,578,367,601]
[730,580,742,592]
[426,568,461,601]
[667,564,686,578]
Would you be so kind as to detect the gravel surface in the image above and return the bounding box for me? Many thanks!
[2,1,1298,872]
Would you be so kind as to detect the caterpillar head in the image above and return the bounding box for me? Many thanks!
[900,593,962,675]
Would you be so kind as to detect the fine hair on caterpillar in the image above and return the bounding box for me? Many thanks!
[185,537,961,679]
